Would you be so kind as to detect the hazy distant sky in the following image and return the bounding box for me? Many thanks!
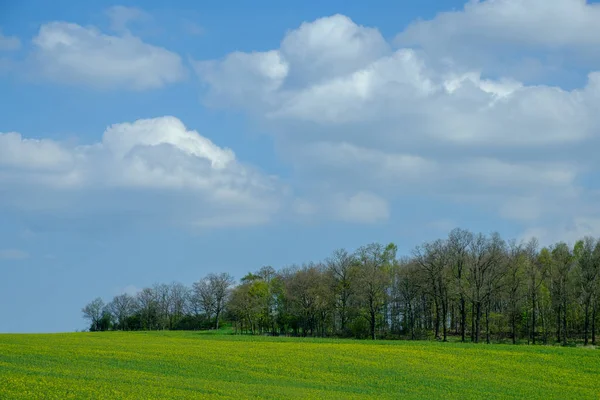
[2,0,600,332]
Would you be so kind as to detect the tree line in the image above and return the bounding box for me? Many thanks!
[82,228,600,345]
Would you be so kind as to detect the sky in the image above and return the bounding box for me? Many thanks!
[2,0,600,333]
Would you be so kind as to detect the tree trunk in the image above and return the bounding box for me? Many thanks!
[562,297,568,346]
[556,303,561,344]
[442,296,448,342]
[592,299,597,346]
[539,302,547,345]
[474,301,482,343]
[471,301,476,342]
[460,296,466,342]
[584,300,590,346]
[433,296,440,340]
[371,310,376,340]
[531,294,537,345]
[524,309,529,345]
[408,301,415,340]
[450,303,456,335]
[511,311,516,345]
[485,301,490,344]
[411,309,415,340]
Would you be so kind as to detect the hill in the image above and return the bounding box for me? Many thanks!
[1,331,599,399]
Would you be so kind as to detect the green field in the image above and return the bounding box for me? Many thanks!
[0,331,599,399]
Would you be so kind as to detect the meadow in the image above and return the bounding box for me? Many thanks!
[0,331,599,399]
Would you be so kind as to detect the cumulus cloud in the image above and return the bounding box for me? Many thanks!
[194,11,600,235]
[398,0,600,51]
[30,21,186,90]
[0,117,283,228]
[279,14,390,85]
[395,0,600,82]
[200,43,598,146]
[0,133,74,170]
[196,50,289,111]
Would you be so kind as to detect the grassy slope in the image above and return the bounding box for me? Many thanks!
[0,331,599,399]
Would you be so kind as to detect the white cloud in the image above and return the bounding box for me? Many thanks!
[0,117,283,228]
[0,31,21,51]
[196,50,289,111]
[31,22,186,90]
[0,132,75,170]
[279,14,390,85]
[198,26,598,147]
[194,12,600,236]
[397,0,600,50]
[394,0,600,82]
[0,249,29,260]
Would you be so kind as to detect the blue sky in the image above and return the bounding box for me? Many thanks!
[2,0,600,332]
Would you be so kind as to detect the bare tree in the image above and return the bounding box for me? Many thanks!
[551,242,574,346]
[575,237,600,345]
[136,287,158,330]
[192,279,216,324]
[464,233,506,343]
[82,298,105,331]
[505,240,526,344]
[168,282,190,329]
[153,283,172,330]
[356,243,395,340]
[524,237,548,344]
[107,293,136,330]
[208,273,235,330]
[393,261,421,339]
[413,239,451,341]
[326,248,357,335]
[447,228,473,342]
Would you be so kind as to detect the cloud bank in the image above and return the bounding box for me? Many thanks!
[0,117,282,228]
[194,5,600,239]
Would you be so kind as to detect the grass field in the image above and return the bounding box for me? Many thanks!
[1,331,599,399]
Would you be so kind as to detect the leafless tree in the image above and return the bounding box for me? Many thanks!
[326,248,357,335]
[168,282,190,329]
[208,273,235,330]
[192,279,215,323]
[575,237,600,345]
[413,239,451,341]
[136,287,158,330]
[82,297,105,331]
[447,228,473,342]
[356,243,395,340]
[107,293,136,330]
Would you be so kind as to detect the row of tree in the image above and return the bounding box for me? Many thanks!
[82,273,234,332]
[83,229,600,345]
